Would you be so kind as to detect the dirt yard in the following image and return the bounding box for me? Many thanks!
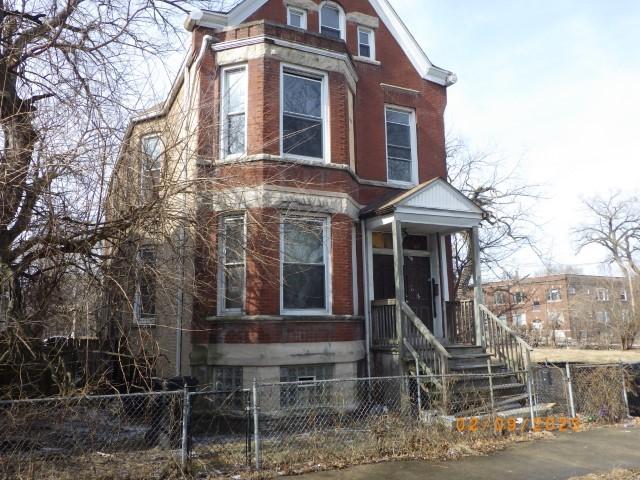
[532,348,640,364]
[569,469,640,479]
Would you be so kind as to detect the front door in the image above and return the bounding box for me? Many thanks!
[404,256,434,332]
[372,253,436,332]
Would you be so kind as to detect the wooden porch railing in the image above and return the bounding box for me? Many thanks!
[445,300,475,345]
[479,304,532,384]
[371,299,397,350]
[401,301,451,379]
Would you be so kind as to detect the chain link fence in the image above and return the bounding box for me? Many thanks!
[0,365,635,479]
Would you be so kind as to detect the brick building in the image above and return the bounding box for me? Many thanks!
[483,274,632,342]
[106,0,493,392]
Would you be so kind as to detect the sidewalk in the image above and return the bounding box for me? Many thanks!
[299,427,640,480]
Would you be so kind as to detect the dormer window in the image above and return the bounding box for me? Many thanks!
[320,2,344,40]
[287,7,307,29]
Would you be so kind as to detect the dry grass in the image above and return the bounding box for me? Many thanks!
[569,469,640,480]
[532,348,640,364]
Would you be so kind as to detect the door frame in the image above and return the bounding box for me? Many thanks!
[367,234,444,339]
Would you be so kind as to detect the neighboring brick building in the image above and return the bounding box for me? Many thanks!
[483,274,632,342]
[106,0,488,391]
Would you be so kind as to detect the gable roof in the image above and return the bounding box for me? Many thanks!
[361,178,485,219]
[185,0,456,86]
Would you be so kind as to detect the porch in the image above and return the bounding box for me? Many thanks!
[360,179,532,404]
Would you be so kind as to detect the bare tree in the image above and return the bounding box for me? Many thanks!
[446,136,541,297]
[574,192,640,347]
[0,0,234,396]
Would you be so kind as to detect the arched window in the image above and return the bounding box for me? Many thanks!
[320,2,345,40]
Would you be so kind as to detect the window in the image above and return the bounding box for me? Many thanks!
[282,69,326,161]
[141,135,163,195]
[280,364,334,407]
[221,66,247,158]
[385,107,417,184]
[568,287,576,296]
[287,7,307,28]
[595,311,610,324]
[494,292,507,305]
[549,311,563,325]
[357,27,375,59]
[281,216,329,313]
[532,298,541,311]
[532,319,543,330]
[220,216,245,313]
[512,291,526,304]
[547,288,562,302]
[134,246,156,326]
[320,3,343,39]
[211,366,243,391]
[513,313,527,327]
[595,288,610,302]
[621,290,629,302]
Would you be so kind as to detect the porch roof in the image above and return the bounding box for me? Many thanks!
[361,178,486,231]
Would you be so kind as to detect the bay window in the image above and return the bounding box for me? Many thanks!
[281,68,326,161]
[385,106,417,184]
[221,66,247,158]
[220,216,246,313]
[281,216,329,313]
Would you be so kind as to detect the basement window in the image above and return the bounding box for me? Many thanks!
[280,364,334,407]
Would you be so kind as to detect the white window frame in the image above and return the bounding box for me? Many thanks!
[595,287,610,302]
[319,1,346,40]
[512,291,526,304]
[280,214,332,316]
[287,6,307,29]
[513,312,527,327]
[140,134,163,193]
[280,64,330,164]
[621,290,629,302]
[357,26,375,60]
[133,245,157,327]
[218,214,247,316]
[494,292,507,306]
[219,64,248,160]
[384,105,418,186]
[547,288,562,302]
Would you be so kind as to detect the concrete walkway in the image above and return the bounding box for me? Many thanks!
[299,427,640,480]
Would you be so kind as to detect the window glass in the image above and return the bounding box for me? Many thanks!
[320,5,341,38]
[282,218,327,311]
[280,364,334,407]
[222,217,245,311]
[222,67,247,157]
[359,29,371,58]
[135,246,156,325]
[282,72,324,159]
[385,107,414,183]
[288,7,305,28]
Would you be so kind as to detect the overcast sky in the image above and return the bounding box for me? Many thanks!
[390,0,640,276]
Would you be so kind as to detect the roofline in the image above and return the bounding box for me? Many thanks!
[184,0,457,87]
[483,273,627,287]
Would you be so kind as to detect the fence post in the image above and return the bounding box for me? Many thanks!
[415,361,422,419]
[487,359,495,413]
[620,362,631,418]
[565,363,576,419]
[526,368,535,430]
[252,378,261,470]
[180,386,191,470]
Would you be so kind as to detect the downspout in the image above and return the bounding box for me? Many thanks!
[360,219,372,379]
[176,34,214,377]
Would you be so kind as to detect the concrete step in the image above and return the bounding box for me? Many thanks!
[445,345,485,356]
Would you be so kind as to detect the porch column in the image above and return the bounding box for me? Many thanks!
[471,226,485,347]
[392,219,405,361]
